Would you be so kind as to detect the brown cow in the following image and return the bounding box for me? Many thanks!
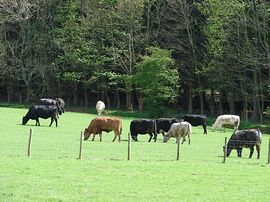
[84,117,122,142]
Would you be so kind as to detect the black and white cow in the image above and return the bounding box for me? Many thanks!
[226,129,262,159]
[22,105,59,127]
[182,114,207,134]
[130,119,157,142]
[155,118,180,136]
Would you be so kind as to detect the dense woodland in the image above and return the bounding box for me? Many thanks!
[0,0,270,121]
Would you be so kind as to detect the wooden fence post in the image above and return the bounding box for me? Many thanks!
[79,131,83,159]
[27,129,32,157]
[223,137,227,163]
[176,135,180,161]
[128,133,131,161]
[268,139,270,164]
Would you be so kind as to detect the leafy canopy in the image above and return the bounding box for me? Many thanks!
[134,47,179,116]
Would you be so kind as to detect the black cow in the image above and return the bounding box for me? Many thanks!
[130,119,157,142]
[39,98,65,113]
[22,105,59,127]
[182,114,207,134]
[226,129,262,159]
[155,118,180,136]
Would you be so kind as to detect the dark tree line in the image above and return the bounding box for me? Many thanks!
[0,0,270,121]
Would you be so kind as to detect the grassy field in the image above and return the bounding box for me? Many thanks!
[1,107,270,201]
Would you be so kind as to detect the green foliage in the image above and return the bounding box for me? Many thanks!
[134,47,179,116]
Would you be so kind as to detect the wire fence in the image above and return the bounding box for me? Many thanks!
[223,137,270,164]
[2,129,270,164]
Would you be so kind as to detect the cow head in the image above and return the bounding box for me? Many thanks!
[131,135,138,141]
[83,128,91,140]
[163,133,171,143]
[225,134,237,157]
[22,116,28,125]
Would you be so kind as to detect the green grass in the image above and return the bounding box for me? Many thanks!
[1,107,270,201]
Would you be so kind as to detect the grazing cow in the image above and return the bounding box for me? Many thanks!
[212,115,240,132]
[55,98,65,112]
[130,119,157,142]
[182,114,207,134]
[155,118,180,136]
[163,122,192,144]
[84,117,122,142]
[96,101,105,116]
[22,105,59,127]
[226,129,262,159]
[39,98,65,113]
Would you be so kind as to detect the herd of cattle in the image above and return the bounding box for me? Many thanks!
[21,99,262,159]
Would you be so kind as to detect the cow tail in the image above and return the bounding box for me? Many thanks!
[154,120,157,135]
[257,129,262,144]
[187,123,191,144]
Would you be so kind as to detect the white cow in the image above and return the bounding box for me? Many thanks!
[163,121,192,144]
[96,101,105,116]
[212,114,240,132]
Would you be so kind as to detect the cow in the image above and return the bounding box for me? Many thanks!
[155,118,180,136]
[226,129,262,159]
[55,98,65,112]
[130,119,157,142]
[212,115,240,132]
[182,114,207,134]
[83,117,122,142]
[96,101,105,116]
[39,98,65,113]
[22,105,59,127]
[163,122,192,144]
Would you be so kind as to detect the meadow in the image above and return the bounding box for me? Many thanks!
[1,107,270,201]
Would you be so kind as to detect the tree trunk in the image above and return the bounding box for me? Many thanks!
[252,71,262,122]
[199,90,204,115]
[240,80,248,122]
[73,85,77,106]
[84,90,88,108]
[105,90,111,108]
[227,93,235,114]
[188,84,193,113]
[209,89,215,116]
[218,92,223,115]
[115,90,120,109]
[136,91,143,112]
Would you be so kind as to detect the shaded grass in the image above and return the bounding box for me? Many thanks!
[0,107,270,201]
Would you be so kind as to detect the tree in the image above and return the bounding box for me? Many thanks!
[134,46,179,116]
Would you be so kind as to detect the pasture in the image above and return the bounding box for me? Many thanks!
[1,107,270,201]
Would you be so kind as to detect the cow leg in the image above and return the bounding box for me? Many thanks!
[181,138,186,144]
[49,117,54,127]
[237,147,242,157]
[148,133,153,142]
[203,125,207,134]
[118,135,121,142]
[92,134,96,141]
[55,118,58,127]
[153,133,157,142]
[36,119,40,126]
[112,135,117,142]
[99,133,102,142]
[249,147,254,158]
[256,145,260,159]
